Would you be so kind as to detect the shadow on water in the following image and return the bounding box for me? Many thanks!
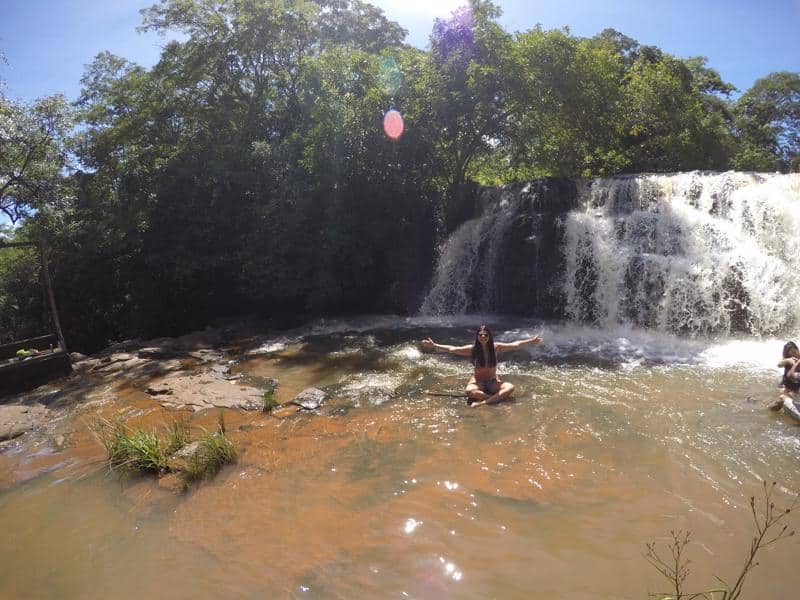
[470,487,551,515]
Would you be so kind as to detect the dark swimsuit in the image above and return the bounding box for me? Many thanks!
[473,352,500,393]
[475,376,501,393]
[783,365,800,392]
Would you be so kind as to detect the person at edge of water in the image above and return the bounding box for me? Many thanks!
[420,325,543,407]
[768,341,800,411]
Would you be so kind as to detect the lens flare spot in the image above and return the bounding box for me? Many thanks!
[379,57,403,95]
[383,109,404,140]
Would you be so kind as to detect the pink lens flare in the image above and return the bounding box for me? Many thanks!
[383,109,404,140]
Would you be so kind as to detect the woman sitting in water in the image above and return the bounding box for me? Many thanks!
[421,325,543,407]
[769,341,800,410]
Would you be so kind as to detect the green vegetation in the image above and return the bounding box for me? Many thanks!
[0,245,42,345]
[184,413,237,481]
[164,419,191,454]
[93,419,167,473]
[92,416,236,484]
[184,431,238,482]
[646,481,797,600]
[1,1,798,350]
[262,388,280,413]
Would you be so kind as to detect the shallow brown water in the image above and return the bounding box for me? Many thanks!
[2,318,799,598]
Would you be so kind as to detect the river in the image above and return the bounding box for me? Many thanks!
[1,316,798,598]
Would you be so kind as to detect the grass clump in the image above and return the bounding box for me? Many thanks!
[93,418,166,473]
[164,419,191,454]
[184,430,237,481]
[262,387,280,413]
[93,415,236,485]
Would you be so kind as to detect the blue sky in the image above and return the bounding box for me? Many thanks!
[1,0,799,104]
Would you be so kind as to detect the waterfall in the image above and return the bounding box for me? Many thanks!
[566,172,800,335]
[421,172,800,336]
[419,179,578,316]
[419,197,517,315]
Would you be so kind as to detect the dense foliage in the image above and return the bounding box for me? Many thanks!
[1,0,798,351]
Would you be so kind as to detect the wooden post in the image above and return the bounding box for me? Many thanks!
[37,240,68,355]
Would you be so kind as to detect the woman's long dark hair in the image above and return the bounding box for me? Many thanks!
[784,341,799,358]
[472,325,497,367]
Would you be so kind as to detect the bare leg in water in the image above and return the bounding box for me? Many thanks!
[769,390,796,410]
[466,379,515,407]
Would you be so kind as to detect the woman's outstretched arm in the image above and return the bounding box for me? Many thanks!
[494,334,543,352]
[421,338,473,356]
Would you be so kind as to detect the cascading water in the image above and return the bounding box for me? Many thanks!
[419,197,518,315]
[565,172,800,335]
[420,179,579,317]
[421,172,800,336]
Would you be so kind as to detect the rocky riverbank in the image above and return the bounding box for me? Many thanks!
[0,322,328,487]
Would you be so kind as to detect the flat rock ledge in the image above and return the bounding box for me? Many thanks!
[0,404,49,442]
[147,372,263,411]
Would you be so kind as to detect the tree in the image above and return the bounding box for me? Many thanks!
[733,71,800,172]
[618,47,734,173]
[58,0,429,347]
[470,27,735,180]
[0,95,74,223]
[0,238,43,344]
[316,0,407,51]
[404,0,514,229]
[485,26,628,179]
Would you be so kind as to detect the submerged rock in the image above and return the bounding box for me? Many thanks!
[146,383,173,396]
[157,472,187,494]
[190,349,225,363]
[291,388,328,410]
[0,404,49,441]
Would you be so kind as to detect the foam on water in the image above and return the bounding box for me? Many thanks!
[247,315,793,374]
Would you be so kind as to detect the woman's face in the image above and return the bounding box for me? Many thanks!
[477,328,490,344]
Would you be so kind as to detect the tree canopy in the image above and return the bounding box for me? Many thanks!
[1,0,798,351]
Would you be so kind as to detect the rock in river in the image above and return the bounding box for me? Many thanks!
[147,373,264,411]
[291,388,328,410]
[0,404,49,441]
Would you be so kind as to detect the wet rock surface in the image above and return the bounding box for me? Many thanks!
[291,388,328,410]
[76,328,264,401]
[147,372,263,411]
[0,321,335,463]
[0,404,49,441]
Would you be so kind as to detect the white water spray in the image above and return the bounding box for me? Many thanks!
[420,196,517,315]
[565,172,800,335]
[421,172,800,336]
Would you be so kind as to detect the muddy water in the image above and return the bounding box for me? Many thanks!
[2,317,799,599]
